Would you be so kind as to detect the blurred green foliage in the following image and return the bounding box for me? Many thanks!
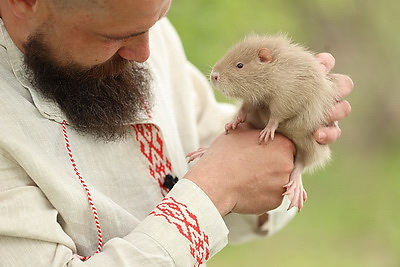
[168,0,400,266]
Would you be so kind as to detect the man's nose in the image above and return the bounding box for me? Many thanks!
[117,32,150,63]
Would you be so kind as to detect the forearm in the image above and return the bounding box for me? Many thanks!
[0,180,228,266]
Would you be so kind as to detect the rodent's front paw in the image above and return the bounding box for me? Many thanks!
[225,118,243,133]
[259,119,279,143]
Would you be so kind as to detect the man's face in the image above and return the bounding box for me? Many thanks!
[22,0,171,141]
[34,0,172,67]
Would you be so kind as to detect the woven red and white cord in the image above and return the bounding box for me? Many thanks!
[62,120,103,261]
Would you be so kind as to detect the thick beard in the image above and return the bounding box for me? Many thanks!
[23,33,152,142]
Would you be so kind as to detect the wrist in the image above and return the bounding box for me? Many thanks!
[182,174,234,216]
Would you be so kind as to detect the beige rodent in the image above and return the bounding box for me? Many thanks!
[210,34,339,211]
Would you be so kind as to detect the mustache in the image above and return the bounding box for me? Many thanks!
[67,54,131,81]
[23,32,153,142]
[23,33,130,81]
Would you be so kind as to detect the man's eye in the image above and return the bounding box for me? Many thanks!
[236,63,244,69]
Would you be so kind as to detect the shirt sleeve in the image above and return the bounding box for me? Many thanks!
[0,169,228,266]
[84,179,228,266]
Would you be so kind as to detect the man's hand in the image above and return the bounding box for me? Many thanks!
[314,53,353,144]
[184,123,295,216]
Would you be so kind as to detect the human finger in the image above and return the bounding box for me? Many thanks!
[331,74,354,98]
[314,122,342,144]
[326,100,352,122]
[316,53,336,73]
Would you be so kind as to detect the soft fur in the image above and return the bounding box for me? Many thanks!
[210,34,339,209]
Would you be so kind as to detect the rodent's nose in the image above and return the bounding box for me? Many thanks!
[210,72,219,82]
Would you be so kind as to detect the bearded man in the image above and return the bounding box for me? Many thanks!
[0,0,352,265]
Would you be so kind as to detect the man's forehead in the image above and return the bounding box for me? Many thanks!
[76,0,170,29]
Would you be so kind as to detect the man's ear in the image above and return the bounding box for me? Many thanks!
[8,0,39,18]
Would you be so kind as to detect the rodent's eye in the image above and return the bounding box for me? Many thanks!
[236,63,244,69]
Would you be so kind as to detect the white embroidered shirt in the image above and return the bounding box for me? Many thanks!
[0,18,295,266]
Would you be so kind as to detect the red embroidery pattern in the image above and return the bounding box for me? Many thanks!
[151,197,210,267]
[132,124,172,196]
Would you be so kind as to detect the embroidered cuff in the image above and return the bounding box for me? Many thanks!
[134,179,228,266]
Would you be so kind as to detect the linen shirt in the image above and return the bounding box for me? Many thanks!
[0,18,295,266]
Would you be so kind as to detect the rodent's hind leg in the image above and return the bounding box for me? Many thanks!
[283,161,307,211]
[259,118,279,143]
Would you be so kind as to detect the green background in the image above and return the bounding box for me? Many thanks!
[168,0,400,266]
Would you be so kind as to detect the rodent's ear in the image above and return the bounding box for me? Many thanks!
[258,48,273,63]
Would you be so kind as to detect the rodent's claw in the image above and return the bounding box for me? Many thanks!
[224,124,232,134]
[282,180,294,195]
[258,128,275,144]
[284,172,307,212]
[225,118,243,134]
[287,189,307,212]
[286,188,307,208]
[259,119,279,144]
